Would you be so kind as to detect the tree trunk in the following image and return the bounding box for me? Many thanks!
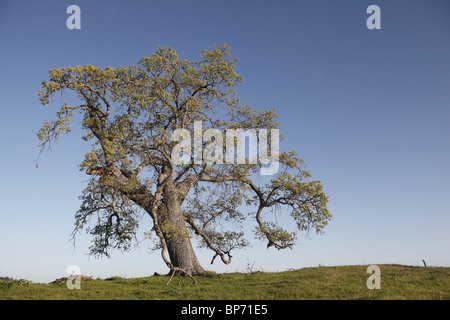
[158,190,205,276]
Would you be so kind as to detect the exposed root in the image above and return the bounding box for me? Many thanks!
[165,267,197,287]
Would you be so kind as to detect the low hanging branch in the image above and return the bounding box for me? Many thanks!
[185,215,232,265]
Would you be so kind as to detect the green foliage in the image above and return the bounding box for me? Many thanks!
[37,44,331,268]
[0,278,32,291]
[73,178,142,258]
[254,222,297,248]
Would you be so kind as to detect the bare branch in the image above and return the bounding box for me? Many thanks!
[185,215,232,265]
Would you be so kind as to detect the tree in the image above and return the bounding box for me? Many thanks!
[37,45,331,280]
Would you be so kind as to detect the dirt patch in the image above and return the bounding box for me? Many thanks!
[51,275,93,284]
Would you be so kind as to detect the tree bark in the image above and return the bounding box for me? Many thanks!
[104,167,205,277]
[158,189,205,276]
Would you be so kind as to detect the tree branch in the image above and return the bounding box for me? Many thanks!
[185,215,232,265]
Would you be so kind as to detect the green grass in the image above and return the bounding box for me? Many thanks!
[1,264,449,300]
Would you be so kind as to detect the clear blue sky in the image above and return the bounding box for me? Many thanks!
[0,0,449,283]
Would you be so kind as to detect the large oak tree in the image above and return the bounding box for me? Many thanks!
[37,45,331,279]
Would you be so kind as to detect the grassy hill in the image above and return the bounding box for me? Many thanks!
[1,264,448,300]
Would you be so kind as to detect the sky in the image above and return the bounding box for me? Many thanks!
[0,0,449,283]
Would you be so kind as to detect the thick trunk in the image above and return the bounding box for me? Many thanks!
[158,190,205,276]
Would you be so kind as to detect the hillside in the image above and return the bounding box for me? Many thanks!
[1,264,448,300]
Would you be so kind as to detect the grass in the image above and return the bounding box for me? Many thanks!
[0,264,449,300]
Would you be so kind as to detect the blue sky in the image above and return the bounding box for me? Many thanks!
[0,0,449,283]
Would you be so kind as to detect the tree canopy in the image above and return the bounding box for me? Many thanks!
[37,45,331,279]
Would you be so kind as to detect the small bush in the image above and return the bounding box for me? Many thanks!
[105,276,123,281]
[0,278,32,291]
